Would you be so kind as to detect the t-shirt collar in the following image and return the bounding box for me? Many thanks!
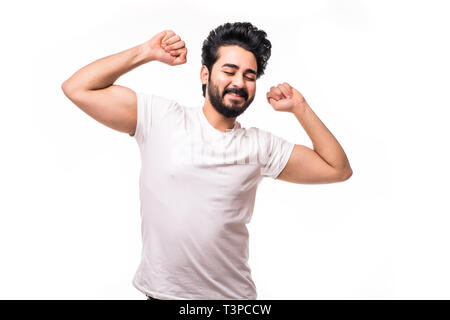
[198,107,240,137]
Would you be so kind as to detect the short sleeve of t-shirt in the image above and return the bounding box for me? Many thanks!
[129,92,175,146]
[258,129,295,179]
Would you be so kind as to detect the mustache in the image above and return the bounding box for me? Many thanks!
[223,87,248,100]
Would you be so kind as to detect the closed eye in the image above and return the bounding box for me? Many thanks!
[223,71,255,81]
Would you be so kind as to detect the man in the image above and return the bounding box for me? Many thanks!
[62,22,352,300]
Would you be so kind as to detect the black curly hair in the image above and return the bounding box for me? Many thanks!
[201,22,272,97]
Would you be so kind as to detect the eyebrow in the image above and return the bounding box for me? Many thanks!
[221,63,257,76]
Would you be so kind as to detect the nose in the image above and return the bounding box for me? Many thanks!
[231,74,244,88]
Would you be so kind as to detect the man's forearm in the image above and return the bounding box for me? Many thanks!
[62,43,151,92]
[293,102,352,173]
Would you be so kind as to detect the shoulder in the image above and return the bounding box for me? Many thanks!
[138,92,187,117]
[138,92,182,109]
[240,126,272,142]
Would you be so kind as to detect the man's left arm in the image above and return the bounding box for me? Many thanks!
[266,82,353,184]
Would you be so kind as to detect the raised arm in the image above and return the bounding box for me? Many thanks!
[61,30,187,136]
[266,82,353,184]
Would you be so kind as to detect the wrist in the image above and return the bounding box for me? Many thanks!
[136,43,156,64]
[291,100,309,118]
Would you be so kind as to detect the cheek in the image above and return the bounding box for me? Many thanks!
[248,84,256,96]
[213,77,228,90]
[217,75,231,86]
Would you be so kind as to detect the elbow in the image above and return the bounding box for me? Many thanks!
[61,80,71,96]
[61,80,74,95]
[340,167,353,181]
[330,164,353,182]
[61,80,81,99]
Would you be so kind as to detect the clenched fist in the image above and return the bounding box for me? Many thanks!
[143,30,187,66]
[266,82,307,114]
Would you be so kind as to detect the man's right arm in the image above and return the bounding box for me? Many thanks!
[61,30,187,136]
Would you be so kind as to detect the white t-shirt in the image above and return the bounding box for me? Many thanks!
[130,92,294,300]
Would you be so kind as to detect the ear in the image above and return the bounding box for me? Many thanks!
[200,65,209,85]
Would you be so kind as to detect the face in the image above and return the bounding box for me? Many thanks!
[203,45,257,118]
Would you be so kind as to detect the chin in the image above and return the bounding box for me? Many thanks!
[223,98,245,107]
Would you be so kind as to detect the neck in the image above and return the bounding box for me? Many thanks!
[202,99,236,132]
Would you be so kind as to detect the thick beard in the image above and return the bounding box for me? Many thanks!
[207,78,254,118]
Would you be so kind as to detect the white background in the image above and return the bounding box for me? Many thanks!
[1,0,449,299]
